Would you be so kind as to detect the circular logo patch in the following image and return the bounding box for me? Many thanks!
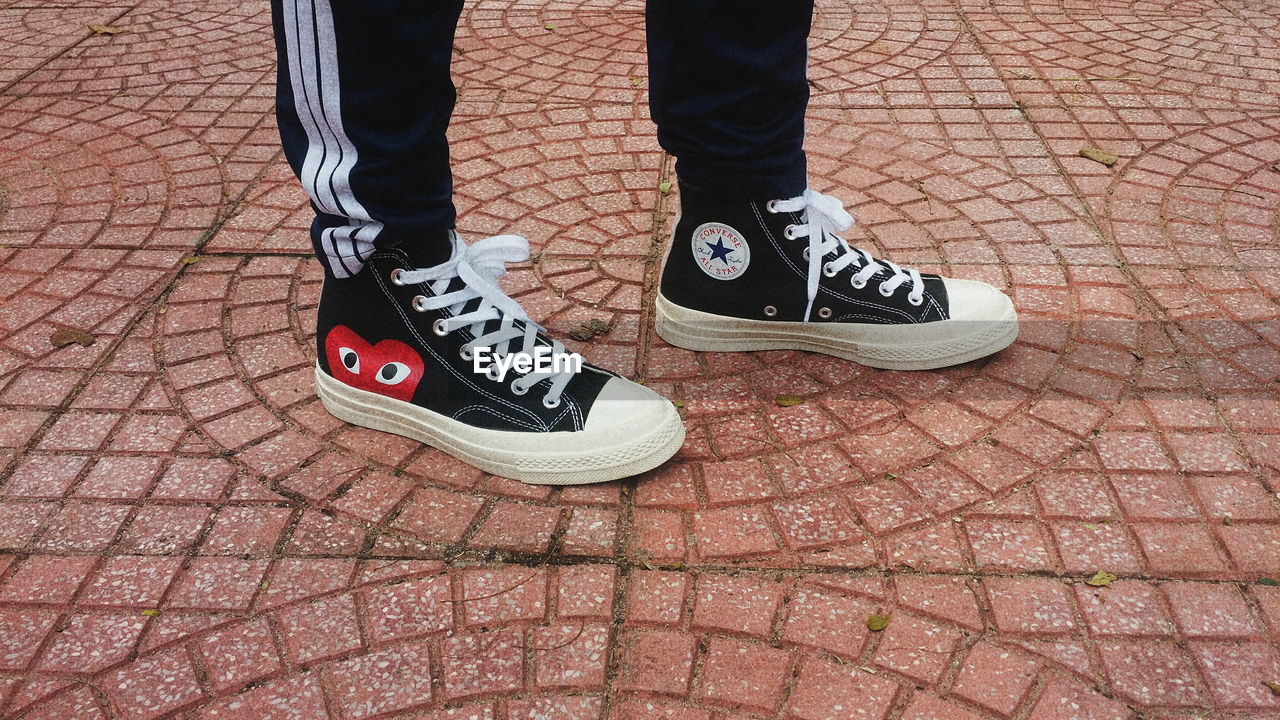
[691,222,750,281]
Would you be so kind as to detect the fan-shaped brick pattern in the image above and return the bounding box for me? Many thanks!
[7,0,274,99]
[3,1,1280,719]
[965,0,1280,108]
[0,98,224,250]
[4,566,1164,720]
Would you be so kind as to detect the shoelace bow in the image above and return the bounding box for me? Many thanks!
[398,234,574,408]
[770,189,924,323]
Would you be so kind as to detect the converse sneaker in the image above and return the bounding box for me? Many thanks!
[656,184,1019,370]
[314,232,685,485]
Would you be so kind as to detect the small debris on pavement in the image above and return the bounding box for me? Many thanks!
[1080,146,1118,166]
[775,394,805,407]
[1085,570,1117,587]
[866,614,891,632]
[50,328,95,348]
[88,24,125,36]
[568,318,613,341]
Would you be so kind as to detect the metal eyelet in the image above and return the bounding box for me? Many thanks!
[818,307,833,319]
[851,277,867,290]
[432,318,449,336]
[486,365,503,381]
[389,268,405,286]
[542,396,562,409]
[783,225,800,240]
[878,283,894,297]
[801,247,810,261]
[908,295,924,307]
[511,380,529,396]
[765,199,780,213]
[412,295,429,312]
[822,262,837,277]
[763,305,778,317]
[459,346,474,361]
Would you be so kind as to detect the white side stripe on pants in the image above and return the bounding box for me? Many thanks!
[282,0,382,278]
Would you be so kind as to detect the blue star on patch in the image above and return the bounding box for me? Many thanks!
[706,238,734,265]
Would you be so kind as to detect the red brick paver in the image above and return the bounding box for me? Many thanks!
[2,0,1280,718]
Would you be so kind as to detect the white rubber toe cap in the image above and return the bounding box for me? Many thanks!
[940,277,1017,323]
[585,376,680,439]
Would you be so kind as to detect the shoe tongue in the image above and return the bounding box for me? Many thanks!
[400,230,459,270]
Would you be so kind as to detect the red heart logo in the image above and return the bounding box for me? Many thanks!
[324,325,424,402]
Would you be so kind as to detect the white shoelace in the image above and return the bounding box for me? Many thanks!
[397,233,575,408]
[769,189,924,323]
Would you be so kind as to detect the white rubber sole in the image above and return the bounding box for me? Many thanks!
[315,366,685,485]
[655,292,1019,371]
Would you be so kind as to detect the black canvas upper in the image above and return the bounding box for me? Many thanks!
[660,183,950,324]
[316,245,613,433]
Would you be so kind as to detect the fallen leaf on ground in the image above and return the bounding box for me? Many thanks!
[1265,681,1280,696]
[658,181,672,194]
[866,614,890,632]
[775,394,805,407]
[50,329,95,348]
[543,23,558,30]
[1080,146,1118,166]
[1259,578,1279,587]
[630,77,645,87]
[568,318,613,342]
[1085,570,1117,587]
[88,24,125,35]
[672,400,685,408]
[182,256,202,265]
[140,609,161,617]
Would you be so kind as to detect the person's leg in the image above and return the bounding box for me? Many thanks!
[270,0,685,484]
[648,0,1019,370]
[646,0,813,201]
[271,0,461,277]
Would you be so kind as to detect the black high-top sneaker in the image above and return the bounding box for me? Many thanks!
[656,184,1018,370]
[314,232,685,485]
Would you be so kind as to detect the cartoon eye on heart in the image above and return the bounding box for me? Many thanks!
[325,326,424,402]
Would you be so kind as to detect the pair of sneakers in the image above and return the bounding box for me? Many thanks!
[314,184,1018,485]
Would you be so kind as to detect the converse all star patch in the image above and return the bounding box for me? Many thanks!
[692,222,750,280]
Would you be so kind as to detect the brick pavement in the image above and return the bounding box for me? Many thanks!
[2,0,1280,718]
